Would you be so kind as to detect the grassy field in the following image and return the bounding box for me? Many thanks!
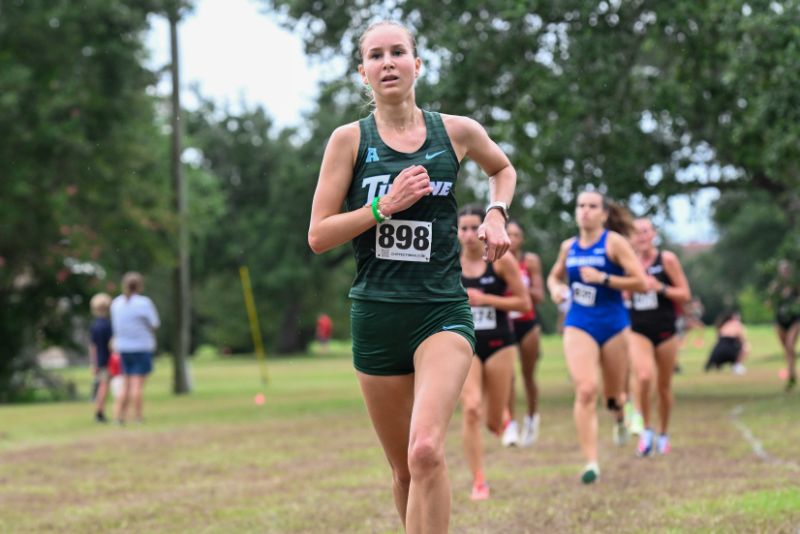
[1,326,798,533]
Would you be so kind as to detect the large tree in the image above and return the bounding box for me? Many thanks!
[264,0,799,246]
[185,81,364,353]
[0,0,175,400]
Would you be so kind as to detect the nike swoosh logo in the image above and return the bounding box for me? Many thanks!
[425,150,447,160]
[441,325,465,331]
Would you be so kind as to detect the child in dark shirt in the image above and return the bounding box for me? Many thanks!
[89,293,113,422]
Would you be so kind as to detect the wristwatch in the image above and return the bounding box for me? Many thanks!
[485,201,509,222]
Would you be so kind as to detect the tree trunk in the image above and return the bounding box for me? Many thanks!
[275,298,311,354]
[169,10,191,394]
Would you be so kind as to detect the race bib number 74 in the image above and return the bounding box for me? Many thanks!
[375,220,432,263]
[471,306,497,331]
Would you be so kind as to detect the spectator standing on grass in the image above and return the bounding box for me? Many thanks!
[316,313,333,354]
[110,272,160,425]
[89,293,113,423]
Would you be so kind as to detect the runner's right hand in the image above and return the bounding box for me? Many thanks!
[379,166,432,216]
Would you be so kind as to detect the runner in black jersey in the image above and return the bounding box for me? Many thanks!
[458,205,530,501]
[629,218,692,456]
[308,21,516,532]
[768,259,799,391]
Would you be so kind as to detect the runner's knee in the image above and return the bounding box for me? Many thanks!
[462,401,481,427]
[408,438,444,479]
[575,383,597,405]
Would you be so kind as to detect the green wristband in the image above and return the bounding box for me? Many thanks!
[371,196,384,223]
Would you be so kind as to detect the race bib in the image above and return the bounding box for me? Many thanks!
[471,306,497,331]
[375,220,432,263]
[572,282,597,307]
[632,291,659,311]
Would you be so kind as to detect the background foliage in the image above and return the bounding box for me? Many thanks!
[2,0,799,400]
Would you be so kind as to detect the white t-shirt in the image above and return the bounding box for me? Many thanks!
[111,294,160,353]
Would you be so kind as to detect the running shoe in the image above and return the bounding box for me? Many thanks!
[786,374,797,392]
[501,420,519,447]
[581,462,600,485]
[656,434,671,455]
[637,428,655,457]
[470,482,490,501]
[520,414,540,447]
[95,411,107,424]
[629,411,644,436]
[732,363,746,375]
[623,401,633,426]
[612,418,629,446]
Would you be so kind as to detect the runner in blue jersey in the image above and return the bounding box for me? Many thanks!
[308,21,516,532]
[547,191,647,484]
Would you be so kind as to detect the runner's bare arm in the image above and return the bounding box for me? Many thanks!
[525,252,546,305]
[443,115,515,262]
[661,250,692,304]
[547,239,573,304]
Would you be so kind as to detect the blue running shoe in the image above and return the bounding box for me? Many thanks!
[657,434,671,455]
[637,428,654,457]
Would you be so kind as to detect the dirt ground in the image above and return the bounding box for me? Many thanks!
[1,351,799,533]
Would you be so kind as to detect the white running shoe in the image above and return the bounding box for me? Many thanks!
[520,414,540,447]
[732,363,747,375]
[612,418,629,446]
[501,420,519,447]
[629,412,644,436]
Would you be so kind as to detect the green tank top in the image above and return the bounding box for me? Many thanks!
[345,110,466,303]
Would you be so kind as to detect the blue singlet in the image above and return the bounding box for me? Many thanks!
[563,230,629,346]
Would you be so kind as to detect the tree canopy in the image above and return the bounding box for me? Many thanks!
[265,0,799,233]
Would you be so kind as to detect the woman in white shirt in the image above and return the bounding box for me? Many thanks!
[110,272,160,424]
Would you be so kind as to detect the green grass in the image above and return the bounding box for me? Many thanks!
[0,326,798,532]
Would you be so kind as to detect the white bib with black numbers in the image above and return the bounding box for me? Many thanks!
[632,290,659,311]
[471,306,497,331]
[572,282,597,307]
[375,220,432,263]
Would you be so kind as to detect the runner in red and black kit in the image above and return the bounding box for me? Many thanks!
[629,218,692,457]
[503,220,546,447]
[458,204,530,500]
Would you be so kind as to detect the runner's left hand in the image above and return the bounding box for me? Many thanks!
[478,210,510,261]
[466,288,485,306]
